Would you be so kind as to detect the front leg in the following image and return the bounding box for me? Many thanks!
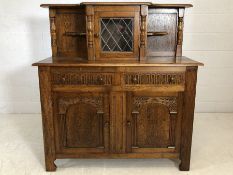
[179,66,198,171]
[45,158,56,171]
[39,67,57,171]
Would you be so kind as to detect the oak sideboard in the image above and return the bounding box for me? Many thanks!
[33,2,203,171]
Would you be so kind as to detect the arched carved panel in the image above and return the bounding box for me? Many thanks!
[55,94,107,149]
[130,95,178,148]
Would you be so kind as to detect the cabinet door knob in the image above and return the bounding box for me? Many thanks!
[132,77,138,83]
[105,121,109,127]
[169,76,176,83]
[98,76,104,84]
[127,121,131,127]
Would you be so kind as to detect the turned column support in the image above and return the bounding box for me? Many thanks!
[49,9,57,57]
[140,5,148,61]
[176,8,185,57]
[86,5,95,60]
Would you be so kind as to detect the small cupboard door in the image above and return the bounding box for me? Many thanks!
[54,92,110,153]
[94,6,140,60]
[126,92,182,153]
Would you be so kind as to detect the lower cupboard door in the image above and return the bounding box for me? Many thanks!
[54,92,110,154]
[126,92,182,153]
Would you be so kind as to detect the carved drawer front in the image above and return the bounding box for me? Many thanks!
[52,72,115,85]
[124,72,185,86]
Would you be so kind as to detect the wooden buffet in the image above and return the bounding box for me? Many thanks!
[33,2,203,171]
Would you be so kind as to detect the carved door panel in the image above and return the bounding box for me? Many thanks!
[94,6,140,60]
[54,92,109,153]
[126,92,182,153]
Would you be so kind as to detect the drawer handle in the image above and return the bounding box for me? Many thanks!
[97,111,104,115]
[132,77,138,83]
[127,121,131,127]
[169,77,176,83]
[104,121,110,127]
[132,111,139,114]
[98,76,105,84]
[65,32,86,37]
[147,31,168,36]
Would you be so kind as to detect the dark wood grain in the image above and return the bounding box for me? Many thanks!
[38,67,56,171]
[109,92,126,153]
[179,66,198,171]
[147,9,178,56]
[55,8,87,58]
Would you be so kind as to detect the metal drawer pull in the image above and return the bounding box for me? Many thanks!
[65,32,86,36]
[147,31,168,36]
[132,77,138,83]
[98,76,104,84]
[167,146,175,149]
[97,111,104,115]
[132,111,139,114]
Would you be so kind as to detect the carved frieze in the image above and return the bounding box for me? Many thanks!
[52,72,114,85]
[124,72,185,85]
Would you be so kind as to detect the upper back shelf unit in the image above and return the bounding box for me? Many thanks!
[43,2,192,61]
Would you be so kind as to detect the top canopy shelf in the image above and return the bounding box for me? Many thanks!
[40,2,193,8]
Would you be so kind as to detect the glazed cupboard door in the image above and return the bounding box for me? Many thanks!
[54,92,110,154]
[93,6,140,60]
[126,92,182,153]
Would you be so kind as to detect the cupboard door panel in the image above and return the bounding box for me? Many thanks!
[54,92,109,153]
[127,92,182,153]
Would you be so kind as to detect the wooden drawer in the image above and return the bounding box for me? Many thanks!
[52,71,116,86]
[123,72,185,86]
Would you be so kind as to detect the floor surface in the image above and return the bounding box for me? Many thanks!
[0,113,233,175]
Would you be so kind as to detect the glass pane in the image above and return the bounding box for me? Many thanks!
[100,18,133,52]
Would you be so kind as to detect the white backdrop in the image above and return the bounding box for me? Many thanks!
[0,0,233,113]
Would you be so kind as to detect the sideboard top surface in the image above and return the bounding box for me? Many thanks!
[32,57,203,67]
[40,3,193,8]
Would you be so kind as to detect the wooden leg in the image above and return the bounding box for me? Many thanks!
[45,158,56,171]
[179,67,198,171]
[39,67,57,171]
